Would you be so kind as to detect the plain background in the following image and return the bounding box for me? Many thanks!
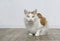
[0,0,60,28]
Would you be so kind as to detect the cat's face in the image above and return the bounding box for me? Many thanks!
[24,9,37,22]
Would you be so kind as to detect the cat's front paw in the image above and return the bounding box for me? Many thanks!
[29,33,32,36]
[35,33,40,36]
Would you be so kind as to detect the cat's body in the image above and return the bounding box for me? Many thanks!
[24,9,48,36]
[24,15,41,34]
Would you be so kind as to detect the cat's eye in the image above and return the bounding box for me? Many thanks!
[32,16,35,18]
[27,15,30,18]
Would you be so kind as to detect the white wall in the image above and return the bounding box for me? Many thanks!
[0,0,60,28]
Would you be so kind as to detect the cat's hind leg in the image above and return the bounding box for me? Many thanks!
[40,27,48,35]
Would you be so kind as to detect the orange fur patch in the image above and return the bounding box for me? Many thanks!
[37,13,47,26]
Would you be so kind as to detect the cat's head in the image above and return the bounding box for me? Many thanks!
[24,9,37,22]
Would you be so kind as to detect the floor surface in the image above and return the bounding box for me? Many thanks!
[0,28,60,41]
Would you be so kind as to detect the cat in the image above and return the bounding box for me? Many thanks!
[24,9,48,36]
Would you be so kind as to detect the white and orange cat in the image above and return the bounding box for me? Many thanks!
[24,9,48,36]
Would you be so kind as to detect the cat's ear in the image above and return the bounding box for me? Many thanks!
[32,9,37,14]
[24,9,28,14]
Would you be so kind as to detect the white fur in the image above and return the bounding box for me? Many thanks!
[29,33,33,36]
[24,10,48,36]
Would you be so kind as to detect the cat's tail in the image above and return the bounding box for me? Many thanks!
[37,13,42,18]
[37,13,48,26]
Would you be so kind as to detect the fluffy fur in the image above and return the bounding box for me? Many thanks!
[24,9,48,36]
[37,13,47,26]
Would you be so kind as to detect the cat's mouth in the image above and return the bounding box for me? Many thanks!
[28,21,34,24]
[29,21,33,22]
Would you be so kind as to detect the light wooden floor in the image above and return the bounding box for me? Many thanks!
[0,28,60,41]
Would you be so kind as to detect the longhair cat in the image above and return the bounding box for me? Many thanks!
[24,9,48,36]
